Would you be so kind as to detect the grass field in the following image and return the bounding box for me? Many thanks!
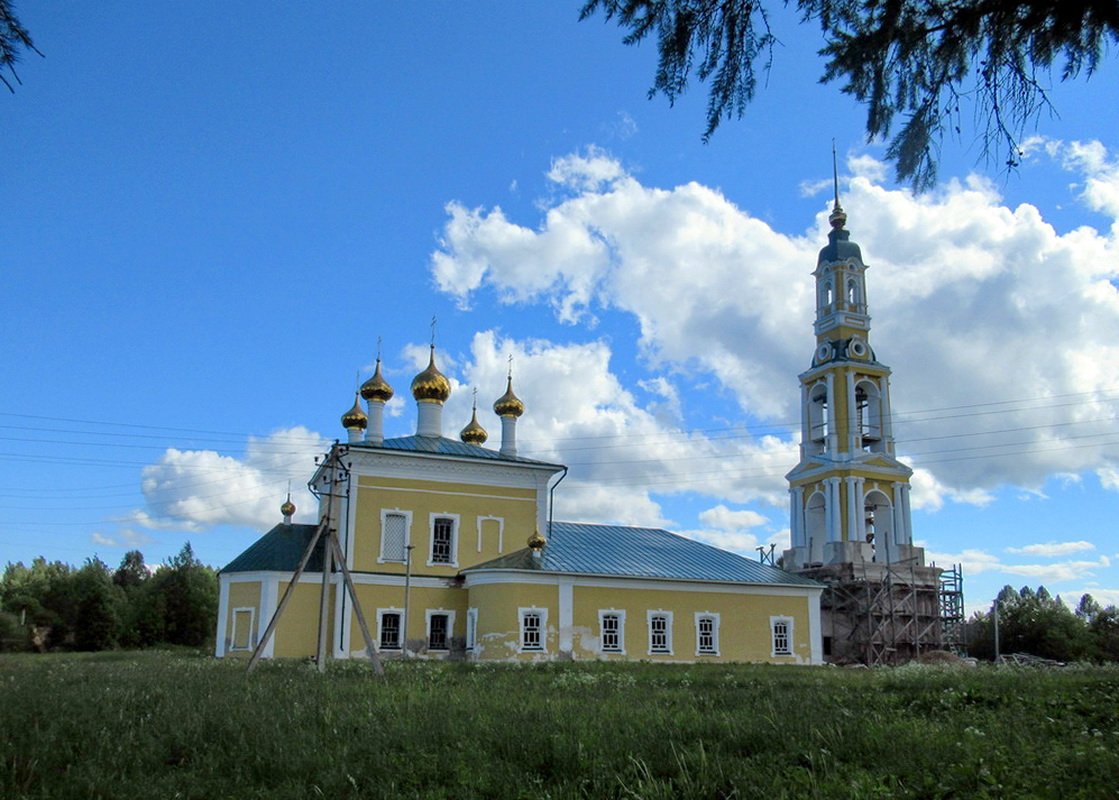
[2,652,1117,799]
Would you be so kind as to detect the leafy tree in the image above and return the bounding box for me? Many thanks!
[113,550,150,591]
[150,543,218,648]
[72,558,121,651]
[1,0,41,93]
[581,0,1119,188]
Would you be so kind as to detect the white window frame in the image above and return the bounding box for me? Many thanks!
[376,607,405,651]
[476,515,505,553]
[425,609,456,652]
[465,608,479,652]
[229,607,255,651]
[694,612,720,656]
[378,509,413,564]
[518,607,548,653]
[427,512,460,567]
[598,609,626,655]
[647,610,673,655]
[771,615,794,657]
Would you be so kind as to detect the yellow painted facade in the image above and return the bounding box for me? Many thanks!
[216,345,823,665]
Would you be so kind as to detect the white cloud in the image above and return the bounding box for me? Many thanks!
[134,426,328,530]
[1006,540,1096,557]
[430,147,1119,512]
[927,546,1109,584]
[432,331,797,528]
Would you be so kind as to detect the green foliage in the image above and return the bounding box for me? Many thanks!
[967,584,1112,663]
[0,0,40,93]
[2,653,1118,798]
[0,544,218,653]
[582,0,1119,189]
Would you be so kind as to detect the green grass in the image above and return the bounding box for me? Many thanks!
[2,653,1117,799]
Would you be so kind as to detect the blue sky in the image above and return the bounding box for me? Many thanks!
[3,3,1118,615]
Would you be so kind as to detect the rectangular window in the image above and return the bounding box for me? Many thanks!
[379,611,402,650]
[772,617,792,656]
[695,613,719,656]
[428,514,458,566]
[466,608,478,652]
[230,607,254,651]
[519,608,546,652]
[648,611,672,655]
[428,613,449,651]
[380,511,409,563]
[599,611,624,654]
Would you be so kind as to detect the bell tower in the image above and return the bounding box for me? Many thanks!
[783,169,924,572]
[781,157,959,665]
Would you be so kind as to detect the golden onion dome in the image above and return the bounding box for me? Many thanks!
[527,528,547,552]
[410,346,451,403]
[460,407,488,445]
[493,376,525,418]
[280,496,296,518]
[341,393,368,430]
[360,359,394,403]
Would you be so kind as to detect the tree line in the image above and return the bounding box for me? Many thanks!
[0,544,218,652]
[965,585,1119,663]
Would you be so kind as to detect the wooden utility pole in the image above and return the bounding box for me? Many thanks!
[247,444,384,676]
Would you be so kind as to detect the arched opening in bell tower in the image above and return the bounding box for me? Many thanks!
[846,278,859,308]
[808,383,828,454]
[855,380,883,452]
[863,490,895,562]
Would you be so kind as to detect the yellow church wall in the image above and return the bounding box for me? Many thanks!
[273,582,334,659]
[223,580,263,658]
[468,582,557,661]
[351,475,538,575]
[570,585,814,663]
[344,582,467,657]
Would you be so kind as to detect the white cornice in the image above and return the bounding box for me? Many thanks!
[463,570,822,596]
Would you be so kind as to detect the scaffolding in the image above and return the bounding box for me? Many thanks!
[800,561,965,666]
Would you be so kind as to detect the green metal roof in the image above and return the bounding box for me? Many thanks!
[465,521,821,587]
[222,520,819,588]
[220,523,324,574]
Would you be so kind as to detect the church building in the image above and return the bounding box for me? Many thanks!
[215,348,824,664]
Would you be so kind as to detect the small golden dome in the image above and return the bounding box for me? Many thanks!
[280,496,296,518]
[493,376,525,418]
[527,528,546,552]
[360,359,394,403]
[341,393,368,430]
[410,346,451,403]
[460,407,488,445]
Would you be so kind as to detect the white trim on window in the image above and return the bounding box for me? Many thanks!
[647,610,673,655]
[425,608,456,652]
[376,607,405,651]
[694,612,720,656]
[770,615,794,657]
[427,512,460,567]
[229,607,255,651]
[465,607,479,653]
[476,515,505,553]
[518,607,548,653]
[598,609,626,655]
[378,509,412,564]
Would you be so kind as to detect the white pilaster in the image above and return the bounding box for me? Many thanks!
[845,477,858,544]
[846,370,857,453]
[855,477,867,542]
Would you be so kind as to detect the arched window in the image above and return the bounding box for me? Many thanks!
[863,490,894,561]
[847,278,859,307]
[855,380,883,451]
[808,383,828,453]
